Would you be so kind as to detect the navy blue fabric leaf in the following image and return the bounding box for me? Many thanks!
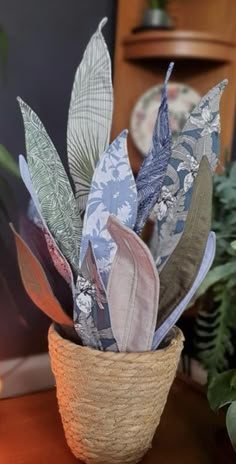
[134,62,174,235]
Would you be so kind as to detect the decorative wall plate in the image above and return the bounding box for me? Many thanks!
[130,83,201,156]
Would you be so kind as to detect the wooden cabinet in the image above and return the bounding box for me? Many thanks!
[112,0,236,174]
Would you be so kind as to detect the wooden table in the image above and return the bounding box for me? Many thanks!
[0,376,235,464]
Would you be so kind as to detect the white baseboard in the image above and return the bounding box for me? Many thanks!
[0,353,55,399]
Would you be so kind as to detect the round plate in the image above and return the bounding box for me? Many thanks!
[130,83,201,156]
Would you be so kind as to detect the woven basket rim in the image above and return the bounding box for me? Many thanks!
[49,323,184,361]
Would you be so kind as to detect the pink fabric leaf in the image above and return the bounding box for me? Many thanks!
[107,216,160,352]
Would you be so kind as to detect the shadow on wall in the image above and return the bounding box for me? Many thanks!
[0,0,117,360]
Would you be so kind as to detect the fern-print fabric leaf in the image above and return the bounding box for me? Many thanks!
[67,17,113,214]
[134,62,174,235]
[107,216,159,352]
[18,99,82,274]
[151,80,227,269]
[19,155,74,289]
[81,241,118,351]
[80,130,137,286]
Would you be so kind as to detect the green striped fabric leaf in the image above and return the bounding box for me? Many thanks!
[18,98,82,274]
[67,18,113,214]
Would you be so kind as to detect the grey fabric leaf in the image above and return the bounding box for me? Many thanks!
[67,17,113,214]
[18,98,82,274]
[156,156,213,330]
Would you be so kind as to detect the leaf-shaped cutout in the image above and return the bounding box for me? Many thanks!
[81,241,117,351]
[134,62,174,235]
[19,155,74,288]
[156,156,213,329]
[152,80,227,269]
[67,17,113,214]
[107,216,159,352]
[80,130,137,286]
[10,223,73,327]
[152,231,216,350]
[17,100,82,274]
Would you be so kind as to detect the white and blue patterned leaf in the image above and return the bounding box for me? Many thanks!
[80,130,137,286]
[151,80,227,269]
[19,155,74,289]
[134,62,174,235]
[152,232,216,349]
[67,18,113,214]
[18,99,82,274]
[81,241,118,351]
[74,274,103,350]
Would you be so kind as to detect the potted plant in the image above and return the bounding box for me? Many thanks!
[142,0,173,29]
[207,369,236,453]
[192,158,236,455]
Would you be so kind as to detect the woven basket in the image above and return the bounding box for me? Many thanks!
[48,324,184,464]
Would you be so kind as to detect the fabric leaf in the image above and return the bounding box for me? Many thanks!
[134,62,174,235]
[19,214,74,318]
[19,155,73,288]
[18,101,82,274]
[152,231,216,350]
[151,80,227,269]
[10,223,73,327]
[67,17,113,214]
[81,241,117,350]
[80,130,137,286]
[156,156,213,330]
[107,216,159,352]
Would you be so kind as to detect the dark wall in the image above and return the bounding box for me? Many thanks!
[0,0,117,359]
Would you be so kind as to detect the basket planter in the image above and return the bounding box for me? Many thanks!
[48,324,184,464]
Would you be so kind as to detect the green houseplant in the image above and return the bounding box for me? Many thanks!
[141,0,173,29]
[193,158,236,453]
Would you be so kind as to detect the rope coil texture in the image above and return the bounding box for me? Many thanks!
[48,324,184,464]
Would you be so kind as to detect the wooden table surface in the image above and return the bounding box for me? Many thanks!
[0,376,235,464]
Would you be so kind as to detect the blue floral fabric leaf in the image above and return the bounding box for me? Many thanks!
[134,62,174,235]
[150,80,227,269]
[80,130,137,286]
[76,241,118,351]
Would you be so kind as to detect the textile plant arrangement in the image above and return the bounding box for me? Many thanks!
[12,18,227,464]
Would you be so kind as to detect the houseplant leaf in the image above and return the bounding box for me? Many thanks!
[134,62,174,234]
[18,100,82,274]
[80,130,137,286]
[107,215,159,352]
[10,223,73,327]
[208,370,236,411]
[0,144,20,177]
[67,18,113,214]
[226,401,236,451]
[196,261,236,298]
